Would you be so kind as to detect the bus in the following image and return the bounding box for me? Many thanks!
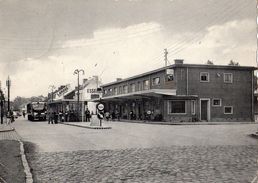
[27,102,47,121]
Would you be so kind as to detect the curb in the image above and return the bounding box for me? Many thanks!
[62,123,112,129]
[0,127,15,133]
[114,120,258,126]
[19,140,33,183]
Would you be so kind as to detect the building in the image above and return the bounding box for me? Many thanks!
[47,76,101,121]
[100,60,256,122]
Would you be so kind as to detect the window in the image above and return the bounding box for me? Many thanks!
[169,101,186,114]
[123,85,128,94]
[191,100,196,115]
[114,87,118,95]
[130,83,136,92]
[103,89,107,95]
[212,99,221,107]
[224,106,233,114]
[119,86,122,94]
[143,80,149,90]
[152,77,160,86]
[200,72,209,82]
[108,88,112,94]
[138,81,142,91]
[224,73,233,83]
[166,69,174,81]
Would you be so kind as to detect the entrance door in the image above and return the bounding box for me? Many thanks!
[200,99,210,121]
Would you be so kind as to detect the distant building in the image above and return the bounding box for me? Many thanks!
[47,76,101,121]
[100,59,256,122]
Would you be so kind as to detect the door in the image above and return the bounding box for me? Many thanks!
[200,99,210,121]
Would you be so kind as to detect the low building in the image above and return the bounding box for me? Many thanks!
[100,60,256,122]
[47,76,101,121]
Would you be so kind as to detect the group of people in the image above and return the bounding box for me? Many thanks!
[47,109,92,124]
[104,110,120,121]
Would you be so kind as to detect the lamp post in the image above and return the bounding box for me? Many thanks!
[74,69,84,121]
[0,89,4,124]
[6,76,11,113]
[49,85,56,102]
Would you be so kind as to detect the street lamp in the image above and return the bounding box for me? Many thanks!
[6,76,11,113]
[0,89,4,124]
[74,69,84,121]
[49,85,56,102]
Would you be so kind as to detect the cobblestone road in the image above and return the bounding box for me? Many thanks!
[26,145,258,183]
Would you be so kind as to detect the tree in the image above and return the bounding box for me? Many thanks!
[228,60,239,66]
[206,60,214,65]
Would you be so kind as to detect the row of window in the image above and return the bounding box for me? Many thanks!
[200,72,233,83]
[169,100,233,114]
[104,77,162,95]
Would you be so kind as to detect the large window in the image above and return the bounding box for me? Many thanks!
[130,83,136,92]
[224,73,233,83]
[169,100,186,114]
[200,72,209,82]
[212,99,221,107]
[143,80,149,90]
[118,86,122,94]
[224,106,233,114]
[114,87,118,95]
[123,85,128,94]
[152,77,160,86]
[138,81,142,91]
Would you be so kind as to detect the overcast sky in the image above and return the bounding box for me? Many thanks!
[0,0,256,100]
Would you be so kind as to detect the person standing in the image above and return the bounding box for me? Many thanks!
[85,108,90,122]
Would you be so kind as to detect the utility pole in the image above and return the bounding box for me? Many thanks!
[74,69,85,122]
[164,48,168,67]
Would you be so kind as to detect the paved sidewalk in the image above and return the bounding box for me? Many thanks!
[0,124,20,141]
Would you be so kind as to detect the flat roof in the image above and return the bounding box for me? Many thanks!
[101,63,256,87]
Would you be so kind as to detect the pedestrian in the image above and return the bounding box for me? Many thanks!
[105,111,110,121]
[48,111,51,124]
[23,111,26,118]
[85,108,91,122]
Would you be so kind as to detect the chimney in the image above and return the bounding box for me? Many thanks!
[174,59,184,65]
[116,78,122,81]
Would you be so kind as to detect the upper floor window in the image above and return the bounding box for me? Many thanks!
[212,99,221,107]
[224,73,233,83]
[130,83,136,92]
[138,81,142,91]
[143,80,149,90]
[123,85,128,94]
[114,87,118,95]
[166,69,174,81]
[200,72,209,82]
[119,86,122,94]
[152,77,160,86]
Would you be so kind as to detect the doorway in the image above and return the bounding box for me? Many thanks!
[200,99,210,121]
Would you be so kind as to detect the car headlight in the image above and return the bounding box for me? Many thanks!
[41,113,45,115]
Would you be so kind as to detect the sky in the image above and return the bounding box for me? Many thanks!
[0,0,256,100]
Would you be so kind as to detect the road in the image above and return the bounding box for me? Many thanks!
[13,117,257,152]
[13,117,258,182]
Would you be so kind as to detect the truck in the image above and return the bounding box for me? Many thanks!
[27,102,47,121]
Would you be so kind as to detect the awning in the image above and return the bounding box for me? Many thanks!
[90,89,198,102]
